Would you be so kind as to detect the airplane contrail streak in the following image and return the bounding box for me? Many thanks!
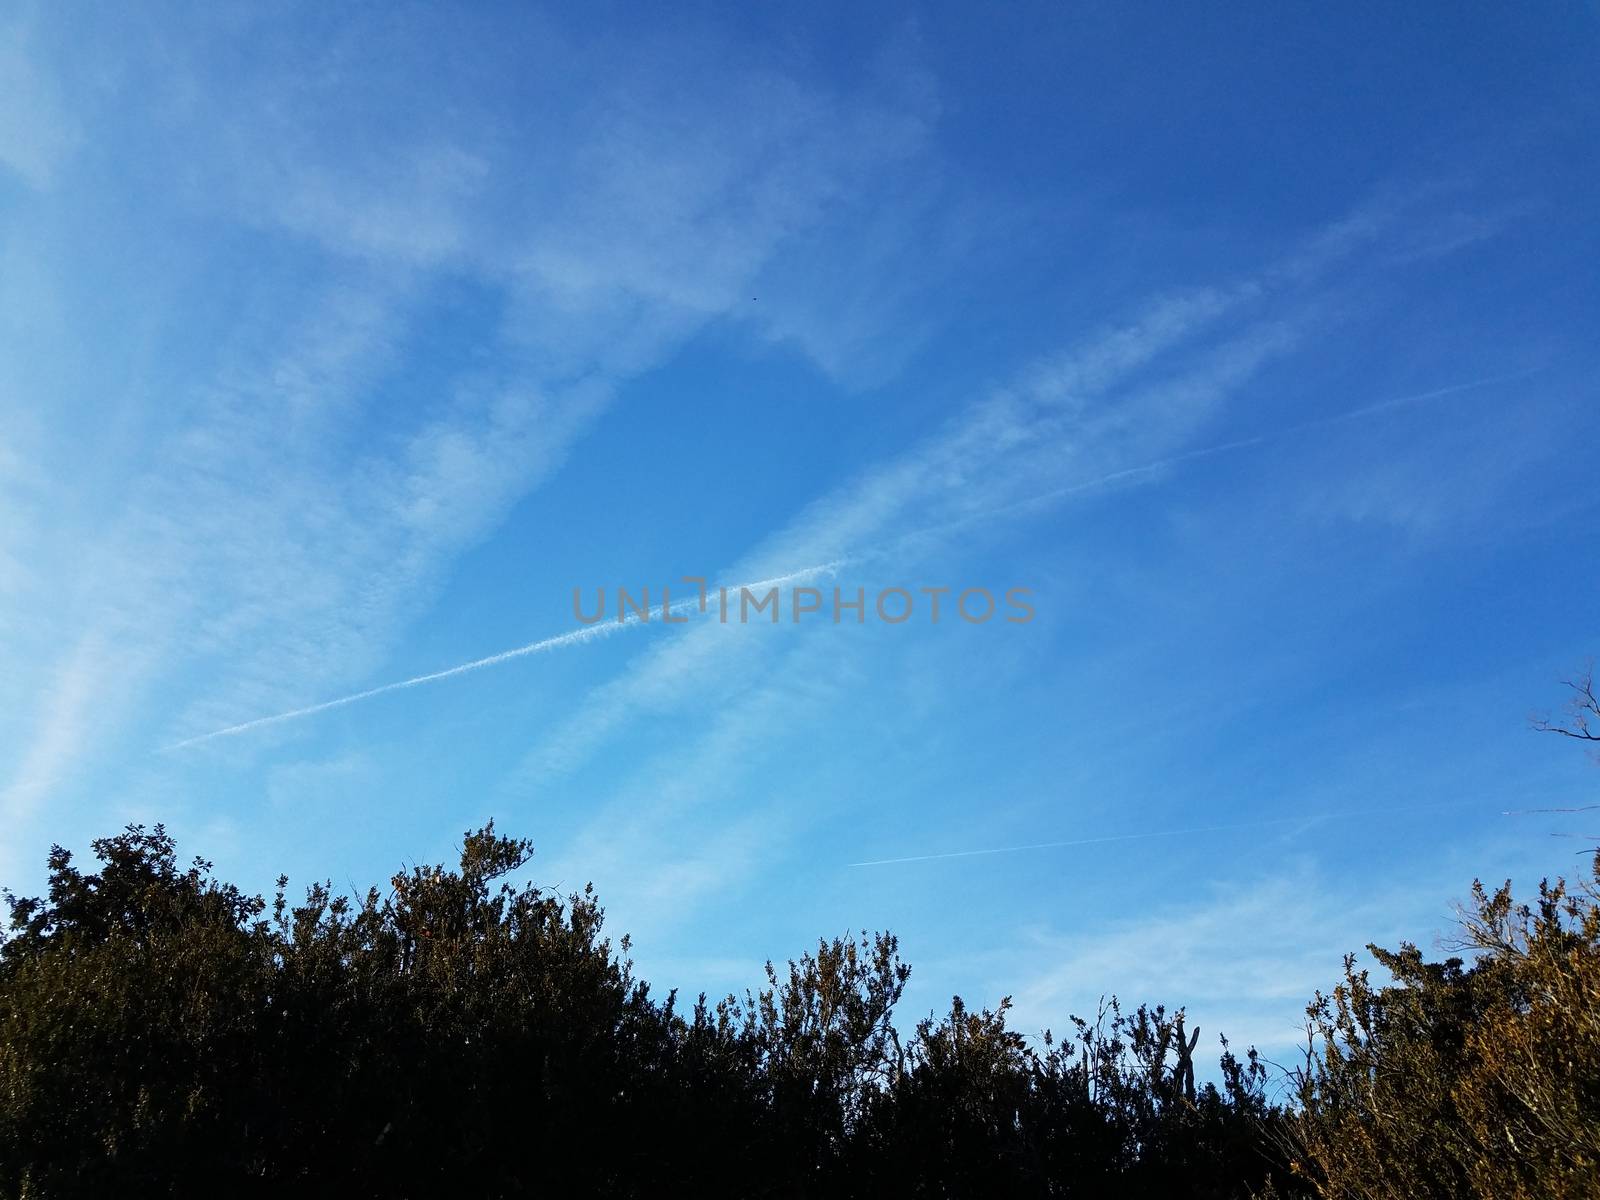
[165,559,849,750]
[166,366,1536,751]
[845,798,1495,866]
[896,367,1543,544]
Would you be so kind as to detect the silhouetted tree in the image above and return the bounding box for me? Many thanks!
[0,823,1296,1198]
[1532,660,1600,755]
[1288,668,1600,1199]
[1287,858,1600,1199]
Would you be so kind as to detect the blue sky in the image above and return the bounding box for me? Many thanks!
[2,2,1598,1058]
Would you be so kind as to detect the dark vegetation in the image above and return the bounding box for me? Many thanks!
[2,675,1597,1198]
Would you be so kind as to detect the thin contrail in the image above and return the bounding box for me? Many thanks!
[848,820,1290,867]
[166,367,1536,751]
[1307,368,1541,429]
[165,559,849,750]
[893,367,1542,545]
[1504,804,1600,815]
[845,798,1495,867]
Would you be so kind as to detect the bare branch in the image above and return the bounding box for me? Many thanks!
[1531,661,1600,743]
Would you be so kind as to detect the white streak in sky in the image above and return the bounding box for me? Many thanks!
[1052,366,1542,497]
[166,367,1534,752]
[165,560,849,749]
[890,367,1543,550]
[846,798,1494,866]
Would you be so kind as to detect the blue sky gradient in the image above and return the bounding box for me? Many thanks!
[3,2,1598,1056]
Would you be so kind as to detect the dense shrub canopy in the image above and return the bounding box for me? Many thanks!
[0,822,1292,1198]
[1289,857,1600,1199]
[4,816,1599,1197]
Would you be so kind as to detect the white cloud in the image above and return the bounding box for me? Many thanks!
[0,7,950,853]
[0,634,118,862]
[0,10,78,189]
[489,194,1527,969]
[1002,829,1561,1060]
[505,258,1326,789]
[527,631,855,941]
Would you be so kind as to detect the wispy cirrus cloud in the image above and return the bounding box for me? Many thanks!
[0,8,947,848]
[184,348,1531,762]
[1001,826,1557,1060]
[0,634,119,881]
[0,8,78,190]
[500,240,1330,791]
[486,193,1541,941]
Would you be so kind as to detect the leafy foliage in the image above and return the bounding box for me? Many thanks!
[1288,858,1600,1199]
[7,806,1598,1194]
[0,822,1291,1198]
[11,677,1600,1194]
